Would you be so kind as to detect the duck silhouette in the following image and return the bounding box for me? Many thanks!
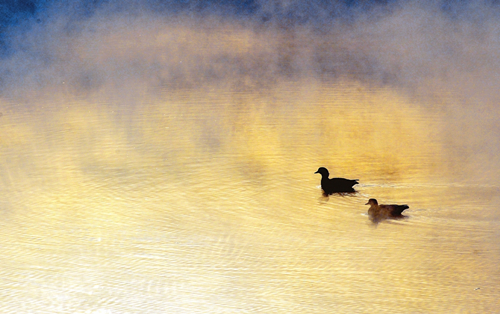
[365,198,409,222]
[315,167,358,195]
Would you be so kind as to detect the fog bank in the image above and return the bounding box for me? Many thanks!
[1,0,500,182]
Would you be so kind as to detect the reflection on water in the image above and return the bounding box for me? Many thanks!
[0,81,499,313]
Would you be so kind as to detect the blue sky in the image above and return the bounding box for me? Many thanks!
[3,0,484,34]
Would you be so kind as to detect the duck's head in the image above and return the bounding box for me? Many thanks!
[365,199,378,205]
[314,167,329,176]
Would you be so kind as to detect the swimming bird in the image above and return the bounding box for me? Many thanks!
[365,198,409,222]
[314,167,359,195]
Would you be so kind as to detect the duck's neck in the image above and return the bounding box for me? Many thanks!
[320,175,330,187]
[368,204,379,214]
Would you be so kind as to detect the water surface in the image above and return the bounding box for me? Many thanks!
[0,81,499,313]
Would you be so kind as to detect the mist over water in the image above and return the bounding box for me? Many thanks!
[1,0,499,182]
[1,1,500,313]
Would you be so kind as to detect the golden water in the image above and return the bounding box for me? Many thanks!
[0,81,499,313]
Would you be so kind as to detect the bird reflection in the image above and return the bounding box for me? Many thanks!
[314,167,358,196]
[365,198,409,223]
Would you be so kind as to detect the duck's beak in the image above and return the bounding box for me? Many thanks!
[314,170,319,174]
[365,202,369,205]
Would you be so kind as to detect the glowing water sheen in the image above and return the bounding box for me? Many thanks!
[0,81,499,313]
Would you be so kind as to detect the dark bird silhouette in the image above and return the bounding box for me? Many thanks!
[314,167,358,195]
[365,198,409,222]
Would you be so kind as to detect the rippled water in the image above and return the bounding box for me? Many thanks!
[1,81,499,313]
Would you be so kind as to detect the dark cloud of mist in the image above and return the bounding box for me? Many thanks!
[1,0,500,181]
[1,0,498,92]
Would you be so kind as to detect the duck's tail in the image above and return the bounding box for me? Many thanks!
[392,205,409,216]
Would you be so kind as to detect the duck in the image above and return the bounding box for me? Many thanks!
[365,198,409,222]
[314,167,359,195]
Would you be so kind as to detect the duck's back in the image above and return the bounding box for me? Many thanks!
[331,177,358,185]
[322,177,358,193]
[330,177,358,188]
[381,204,409,216]
[390,204,409,216]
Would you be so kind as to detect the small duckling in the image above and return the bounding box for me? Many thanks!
[365,198,409,222]
[315,167,358,195]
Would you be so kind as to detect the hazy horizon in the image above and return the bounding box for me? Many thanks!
[1,0,500,183]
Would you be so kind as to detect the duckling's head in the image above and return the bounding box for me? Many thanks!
[314,167,329,176]
[366,198,378,205]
